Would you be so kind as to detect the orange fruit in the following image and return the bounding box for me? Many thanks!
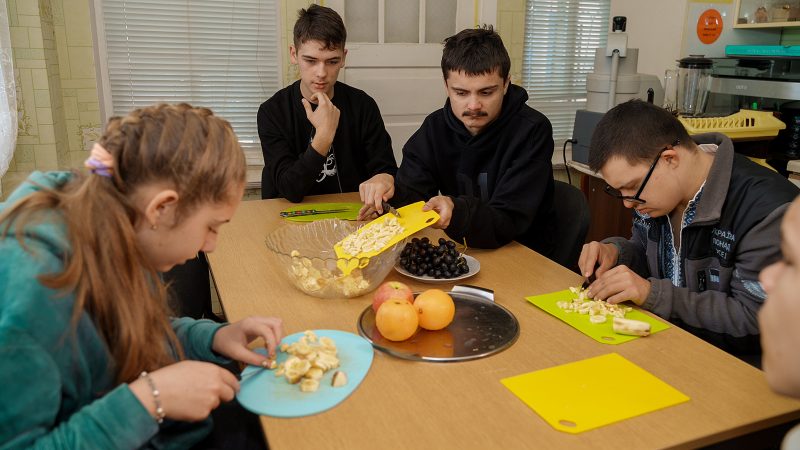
[375,299,419,341]
[414,289,455,331]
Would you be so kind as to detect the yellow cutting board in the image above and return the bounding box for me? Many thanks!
[526,289,670,344]
[501,353,690,434]
[334,201,439,275]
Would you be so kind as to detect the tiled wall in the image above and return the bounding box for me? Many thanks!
[282,0,314,85]
[2,0,101,200]
[57,0,102,167]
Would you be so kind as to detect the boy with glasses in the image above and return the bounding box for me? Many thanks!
[579,99,798,362]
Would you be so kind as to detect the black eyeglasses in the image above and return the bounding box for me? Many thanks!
[604,140,680,205]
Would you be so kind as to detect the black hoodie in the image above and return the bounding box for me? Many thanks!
[257,80,397,201]
[392,84,556,254]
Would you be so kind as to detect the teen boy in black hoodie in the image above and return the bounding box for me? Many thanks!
[257,5,397,209]
[363,27,555,255]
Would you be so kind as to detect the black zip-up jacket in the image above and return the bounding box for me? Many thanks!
[257,80,397,201]
[606,133,799,354]
[392,84,556,254]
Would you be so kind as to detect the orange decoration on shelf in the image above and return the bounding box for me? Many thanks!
[697,9,723,45]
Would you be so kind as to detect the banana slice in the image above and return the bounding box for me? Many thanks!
[300,378,319,393]
[284,356,312,384]
[312,352,340,371]
[293,342,313,356]
[331,371,348,387]
[304,330,318,343]
[589,314,607,324]
[318,337,337,354]
[304,367,324,380]
[612,317,651,336]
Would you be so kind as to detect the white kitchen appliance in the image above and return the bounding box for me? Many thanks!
[572,16,664,165]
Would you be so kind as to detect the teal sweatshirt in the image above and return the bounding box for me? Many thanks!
[0,172,230,449]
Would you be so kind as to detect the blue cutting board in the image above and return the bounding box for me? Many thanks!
[237,330,374,418]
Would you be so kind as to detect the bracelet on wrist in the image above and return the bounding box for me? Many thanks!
[139,371,165,424]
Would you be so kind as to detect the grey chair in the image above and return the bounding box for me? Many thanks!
[550,180,590,271]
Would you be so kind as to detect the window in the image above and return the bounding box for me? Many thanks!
[522,0,610,143]
[92,0,281,148]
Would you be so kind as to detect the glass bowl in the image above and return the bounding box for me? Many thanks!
[265,219,405,298]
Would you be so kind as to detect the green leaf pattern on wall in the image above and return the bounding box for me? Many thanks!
[14,72,31,136]
[79,125,101,151]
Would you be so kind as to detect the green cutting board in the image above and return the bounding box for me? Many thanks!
[526,289,670,344]
[281,203,361,222]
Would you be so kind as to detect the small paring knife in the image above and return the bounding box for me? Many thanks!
[381,201,401,218]
[581,273,596,290]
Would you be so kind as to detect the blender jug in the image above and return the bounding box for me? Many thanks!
[664,56,713,116]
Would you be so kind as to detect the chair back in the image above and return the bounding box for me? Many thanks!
[550,180,590,271]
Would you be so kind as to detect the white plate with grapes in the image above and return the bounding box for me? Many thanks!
[394,238,480,283]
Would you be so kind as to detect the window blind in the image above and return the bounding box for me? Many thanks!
[99,0,280,145]
[522,0,610,143]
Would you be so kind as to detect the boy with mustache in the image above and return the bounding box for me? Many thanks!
[366,27,556,255]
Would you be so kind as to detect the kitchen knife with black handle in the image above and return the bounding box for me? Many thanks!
[279,208,351,218]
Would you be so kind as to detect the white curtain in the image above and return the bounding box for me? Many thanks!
[0,0,16,192]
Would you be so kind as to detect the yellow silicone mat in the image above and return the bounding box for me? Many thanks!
[501,353,690,434]
[526,289,670,344]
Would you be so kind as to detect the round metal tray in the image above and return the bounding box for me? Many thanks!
[356,287,520,362]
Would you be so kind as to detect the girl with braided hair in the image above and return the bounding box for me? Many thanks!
[0,103,280,448]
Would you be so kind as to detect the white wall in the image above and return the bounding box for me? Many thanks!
[610,0,688,80]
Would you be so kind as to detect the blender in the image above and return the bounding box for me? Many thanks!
[664,56,713,116]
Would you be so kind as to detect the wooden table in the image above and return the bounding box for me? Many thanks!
[207,193,800,450]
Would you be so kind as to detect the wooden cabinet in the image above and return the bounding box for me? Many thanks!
[735,0,800,28]
[567,161,633,243]
[581,174,633,243]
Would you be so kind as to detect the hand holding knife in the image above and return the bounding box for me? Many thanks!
[356,200,401,221]
[581,272,596,290]
[578,242,616,290]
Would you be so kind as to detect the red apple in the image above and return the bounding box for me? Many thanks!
[372,281,414,312]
